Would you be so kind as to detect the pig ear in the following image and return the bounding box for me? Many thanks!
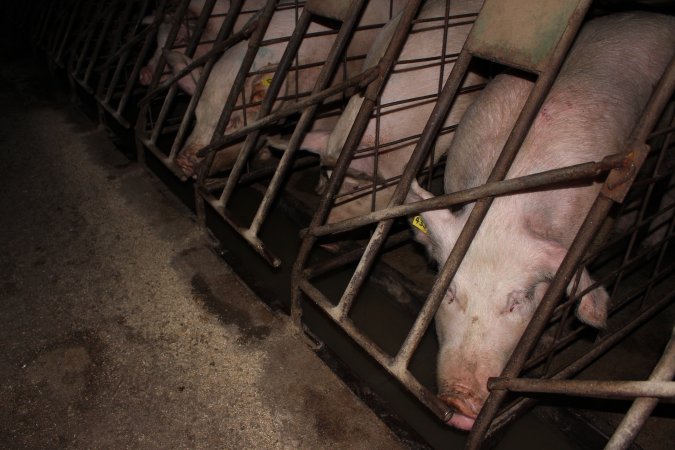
[406,180,458,262]
[569,268,610,329]
[537,239,610,329]
[163,51,202,95]
[247,71,282,114]
[141,15,155,25]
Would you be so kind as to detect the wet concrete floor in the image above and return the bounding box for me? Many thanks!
[0,51,404,448]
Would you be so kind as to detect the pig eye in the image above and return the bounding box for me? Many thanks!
[504,291,528,314]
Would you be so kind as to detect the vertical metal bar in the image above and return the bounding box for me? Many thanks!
[247,0,370,237]
[73,1,103,76]
[144,0,192,144]
[291,0,424,324]
[605,327,675,450]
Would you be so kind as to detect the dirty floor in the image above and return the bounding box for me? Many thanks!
[0,49,403,448]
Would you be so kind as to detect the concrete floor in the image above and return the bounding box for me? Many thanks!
[0,52,403,448]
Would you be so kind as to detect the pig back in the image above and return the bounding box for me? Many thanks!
[445,11,675,198]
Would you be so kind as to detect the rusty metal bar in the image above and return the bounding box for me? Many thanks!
[208,7,313,208]
[605,327,675,450]
[196,66,379,158]
[470,55,675,448]
[310,153,628,237]
[489,378,675,401]
[291,0,425,324]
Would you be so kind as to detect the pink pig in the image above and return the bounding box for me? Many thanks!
[408,11,675,430]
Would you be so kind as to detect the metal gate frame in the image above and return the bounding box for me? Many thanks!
[292,0,675,444]
[191,0,407,267]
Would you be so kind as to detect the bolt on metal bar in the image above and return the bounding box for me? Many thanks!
[291,0,425,324]
[310,153,627,237]
[469,55,675,448]
[489,377,675,401]
[605,330,675,449]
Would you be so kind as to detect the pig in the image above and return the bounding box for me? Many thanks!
[301,0,486,223]
[406,12,675,430]
[172,0,408,177]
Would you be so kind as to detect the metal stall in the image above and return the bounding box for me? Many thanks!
[191,0,484,270]
[292,0,674,447]
[93,0,167,129]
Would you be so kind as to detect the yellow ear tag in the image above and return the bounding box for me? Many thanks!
[262,77,273,87]
[411,215,429,235]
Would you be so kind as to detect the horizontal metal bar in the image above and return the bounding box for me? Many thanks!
[196,66,380,158]
[311,152,627,237]
[489,378,675,401]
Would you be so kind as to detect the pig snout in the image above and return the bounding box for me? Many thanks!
[439,382,487,431]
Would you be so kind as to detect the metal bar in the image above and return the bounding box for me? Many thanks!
[489,378,675,401]
[605,327,675,449]
[196,66,379,157]
[295,276,453,421]
[310,153,627,237]
[96,0,136,98]
[470,53,675,448]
